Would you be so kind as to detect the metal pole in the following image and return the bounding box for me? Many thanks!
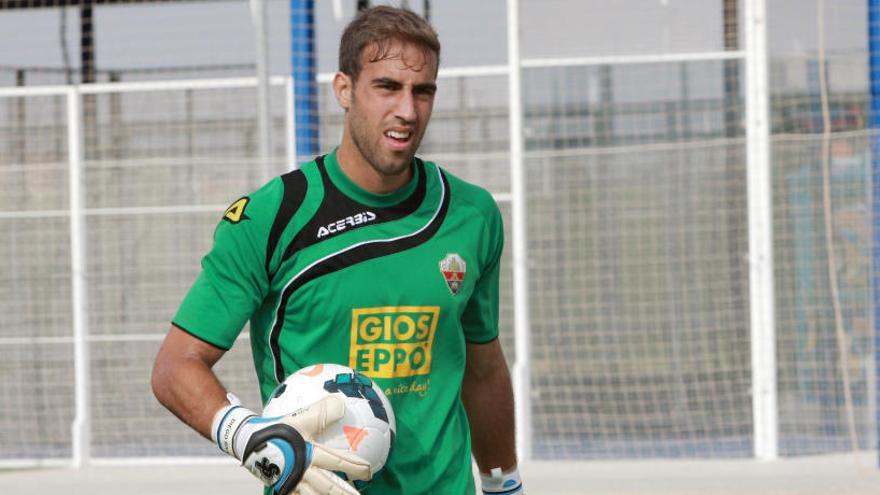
[68,86,90,468]
[745,0,778,461]
[109,71,122,161]
[290,0,318,164]
[867,0,880,467]
[80,1,96,160]
[79,0,95,85]
[507,0,531,462]
[251,0,273,184]
[15,70,25,165]
[723,0,750,370]
[286,75,298,170]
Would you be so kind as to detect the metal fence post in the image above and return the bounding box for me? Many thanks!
[251,0,273,185]
[507,0,532,462]
[867,0,880,467]
[68,86,91,468]
[745,0,778,461]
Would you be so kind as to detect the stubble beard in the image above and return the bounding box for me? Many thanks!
[348,110,419,178]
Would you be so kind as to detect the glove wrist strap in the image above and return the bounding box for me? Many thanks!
[480,466,523,494]
[211,399,257,459]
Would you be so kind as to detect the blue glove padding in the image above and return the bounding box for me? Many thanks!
[239,420,311,494]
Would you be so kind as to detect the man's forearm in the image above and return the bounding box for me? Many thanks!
[151,327,230,439]
[461,353,517,473]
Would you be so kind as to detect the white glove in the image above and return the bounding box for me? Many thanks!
[212,394,371,495]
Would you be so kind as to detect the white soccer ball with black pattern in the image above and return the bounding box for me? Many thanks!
[263,363,396,490]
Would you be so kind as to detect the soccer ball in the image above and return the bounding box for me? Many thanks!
[263,363,396,488]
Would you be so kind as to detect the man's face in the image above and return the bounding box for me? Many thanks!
[339,41,437,178]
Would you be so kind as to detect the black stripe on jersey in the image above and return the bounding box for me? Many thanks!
[170,321,232,351]
[465,335,499,345]
[268,167,451,383]
[265,169,308,277]
[278,155,426,264]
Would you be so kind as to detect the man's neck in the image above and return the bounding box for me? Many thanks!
[335,142,413,194]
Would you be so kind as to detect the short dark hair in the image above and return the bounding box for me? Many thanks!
[339,6,441,82]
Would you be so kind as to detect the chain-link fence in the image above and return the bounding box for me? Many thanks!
[0,0,876,468]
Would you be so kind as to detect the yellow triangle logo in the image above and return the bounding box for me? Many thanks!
[223,197,250,223]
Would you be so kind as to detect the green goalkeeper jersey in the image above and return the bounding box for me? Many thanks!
[173,149,503,495]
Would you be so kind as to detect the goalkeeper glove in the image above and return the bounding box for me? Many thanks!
[480,466,523,495]
[212,393,371,495]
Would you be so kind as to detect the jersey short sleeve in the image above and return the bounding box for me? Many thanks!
[172,185,277,350]
[460,190,504,344]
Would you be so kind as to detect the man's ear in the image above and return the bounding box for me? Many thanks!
[333,72,353,110]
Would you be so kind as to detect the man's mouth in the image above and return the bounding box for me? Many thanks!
[384,129,412,143]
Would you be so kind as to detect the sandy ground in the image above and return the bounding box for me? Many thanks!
[1,453,880,494]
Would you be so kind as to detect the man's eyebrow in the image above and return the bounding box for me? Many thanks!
[371,77,401,86]
[369,78,436,92]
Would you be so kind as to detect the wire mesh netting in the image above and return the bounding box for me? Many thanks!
[0,0,877,469]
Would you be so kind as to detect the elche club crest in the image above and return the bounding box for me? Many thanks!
[439,253,466,295]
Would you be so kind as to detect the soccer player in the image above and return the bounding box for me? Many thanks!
[151,6,522,495]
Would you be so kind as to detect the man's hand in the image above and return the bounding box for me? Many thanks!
[213,395,371,495]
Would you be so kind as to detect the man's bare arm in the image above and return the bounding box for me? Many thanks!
[461,338,517,473]
[151,324,229,439]
[152,325,369,494]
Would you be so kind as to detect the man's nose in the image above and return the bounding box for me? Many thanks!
[394,91,417,123]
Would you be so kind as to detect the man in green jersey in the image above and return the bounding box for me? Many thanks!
[152,6,522,495]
